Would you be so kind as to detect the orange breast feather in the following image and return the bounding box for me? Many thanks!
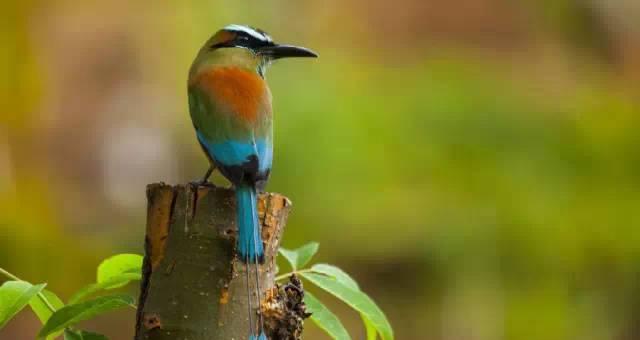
[194,67,270,122]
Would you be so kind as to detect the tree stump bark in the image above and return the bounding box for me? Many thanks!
[134,183,296,340]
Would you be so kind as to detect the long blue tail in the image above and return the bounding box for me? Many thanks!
[235,184,264,263]
[236,184,267,339]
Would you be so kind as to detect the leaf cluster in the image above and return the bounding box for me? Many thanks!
[0,245,394,339]
[0,254,140,339]
[278,242,393,340]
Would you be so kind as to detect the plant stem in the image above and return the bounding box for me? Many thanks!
[39,294,58,313]
[275,269,313,282]
[0,266,58,313]
[0,267,20,281]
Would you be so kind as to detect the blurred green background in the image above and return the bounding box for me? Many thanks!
[2,0,640,339]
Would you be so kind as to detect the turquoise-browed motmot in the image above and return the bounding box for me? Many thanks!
[188,24,317,339]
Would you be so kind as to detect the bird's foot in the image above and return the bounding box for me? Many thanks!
[189,179,215,188]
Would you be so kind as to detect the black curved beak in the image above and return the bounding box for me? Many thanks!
[259,44,318,59]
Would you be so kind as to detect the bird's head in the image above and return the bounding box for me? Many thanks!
[192,24,317,77]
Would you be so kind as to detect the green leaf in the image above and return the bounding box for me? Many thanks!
[301,272,394,340]
[68,254,142,304]
[363,315,377,340]
[310,264,359,290]
[64,329,108,340]
[279,242,319,270]
[0,281,46,329]
[97,254,143,289]
[38,294,134,338]
[305,292,351,340]
[68,284,99,305]
[29,289,65,324]
[309,265,378,339]
[68,273,140,304]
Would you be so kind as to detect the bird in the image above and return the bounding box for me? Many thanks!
[187,24,317,339]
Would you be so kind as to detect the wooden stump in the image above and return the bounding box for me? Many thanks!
[134,183,295,340]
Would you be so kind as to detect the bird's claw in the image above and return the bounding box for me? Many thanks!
[189,179,215,188]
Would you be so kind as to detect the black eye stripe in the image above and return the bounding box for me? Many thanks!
[209,26,274,51]
[210,42,226,49]
[236,31,267,43]
[210,32,273,50]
